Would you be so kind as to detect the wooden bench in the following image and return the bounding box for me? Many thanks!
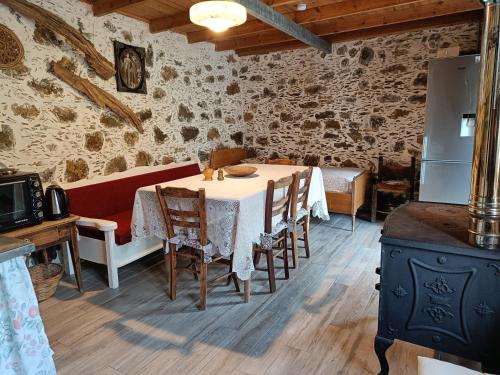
[321,167,369,231]
[63,162,201,288]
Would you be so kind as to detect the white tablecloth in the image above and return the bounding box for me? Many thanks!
[131,164,329,280]
[0,256,56,375]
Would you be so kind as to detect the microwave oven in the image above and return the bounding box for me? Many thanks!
[0,171,44,232]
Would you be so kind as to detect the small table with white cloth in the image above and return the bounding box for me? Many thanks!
[131,163,330,300]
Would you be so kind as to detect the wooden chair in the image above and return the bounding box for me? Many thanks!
[266,158,297,166]
[253,175,294,293]
[155,186,239,310]
[371,156,416,223]
[209,147,247,169]
[289,167,313,268]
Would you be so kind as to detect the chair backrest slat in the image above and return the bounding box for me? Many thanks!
[272,196,288,208]
[291,167,313,219]
[377,156,416,200]
[274,176,295,189]
[265,175,295,233]
[267,158,297,166]
[378,156,416,182]
[298,184,308,196]
[210,148,247,169]
[155,185,208,246]
[170,220,200,229]
[162,186,199,198]
[168,209,200,218]
[272,205,288,218]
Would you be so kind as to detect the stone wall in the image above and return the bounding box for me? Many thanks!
[239,23,481,171]
[0,1,483,183]
[0,0,244,183]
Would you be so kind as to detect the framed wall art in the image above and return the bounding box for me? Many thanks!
[113,40,147,94]
[0,24,24,69]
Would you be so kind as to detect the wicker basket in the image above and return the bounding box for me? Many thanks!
[29,263,63,302]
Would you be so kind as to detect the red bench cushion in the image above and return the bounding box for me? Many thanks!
[67,163,200,245]
[77,210,133,246]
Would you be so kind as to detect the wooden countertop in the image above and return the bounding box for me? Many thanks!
[0,236,34,263]
[3,215,80,238]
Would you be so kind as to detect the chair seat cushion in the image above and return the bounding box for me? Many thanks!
[169,235,212,251]
[77,210,133,246]
[168,235,214,263]
[376,180,410,192]
[259,220,288,250]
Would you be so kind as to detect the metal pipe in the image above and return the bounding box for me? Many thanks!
[469,0,500,249]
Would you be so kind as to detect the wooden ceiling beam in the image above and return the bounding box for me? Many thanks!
[92,0,146,16]
[236,40,306,56]
[235,10,483,56]
[328,10,483,43]
[187,0,423,44]
[148,0,318,34]
[231,0,331,53]
[216,0,482,51]
[149,12,192,33]
[263,0,305,6]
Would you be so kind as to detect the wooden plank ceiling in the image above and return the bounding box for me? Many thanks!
[84,0,484,55]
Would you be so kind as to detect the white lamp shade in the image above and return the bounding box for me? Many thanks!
[190,1,247,33]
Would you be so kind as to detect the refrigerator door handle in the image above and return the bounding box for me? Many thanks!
[422,136,428,159]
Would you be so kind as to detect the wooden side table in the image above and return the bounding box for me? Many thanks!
[3,215,83,292]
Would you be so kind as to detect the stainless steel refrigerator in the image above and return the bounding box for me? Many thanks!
[419,55,480,205]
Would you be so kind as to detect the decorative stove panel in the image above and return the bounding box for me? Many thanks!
[375,203,500,374]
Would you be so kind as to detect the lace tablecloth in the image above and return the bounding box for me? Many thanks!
[0,256,56,375]
[132,164,329,280]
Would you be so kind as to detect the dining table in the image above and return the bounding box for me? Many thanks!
[131,163,330,301]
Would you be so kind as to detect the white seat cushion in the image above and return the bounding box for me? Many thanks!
[321,167,364,193]
[259,220,288,250]
[418,357,485,375]
[167,235,214,263]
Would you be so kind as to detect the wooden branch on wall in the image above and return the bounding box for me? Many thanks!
[0,0,115,80]
[51,58,143,133]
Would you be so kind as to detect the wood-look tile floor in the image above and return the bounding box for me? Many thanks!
[41,215,434,375]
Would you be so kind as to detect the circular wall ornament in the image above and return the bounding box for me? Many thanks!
[0,24,24,69]
[118,47,143,90]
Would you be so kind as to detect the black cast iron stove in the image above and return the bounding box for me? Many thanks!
[374,202,500,374]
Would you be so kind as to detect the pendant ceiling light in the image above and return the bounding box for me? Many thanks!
[190,1,247,33]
